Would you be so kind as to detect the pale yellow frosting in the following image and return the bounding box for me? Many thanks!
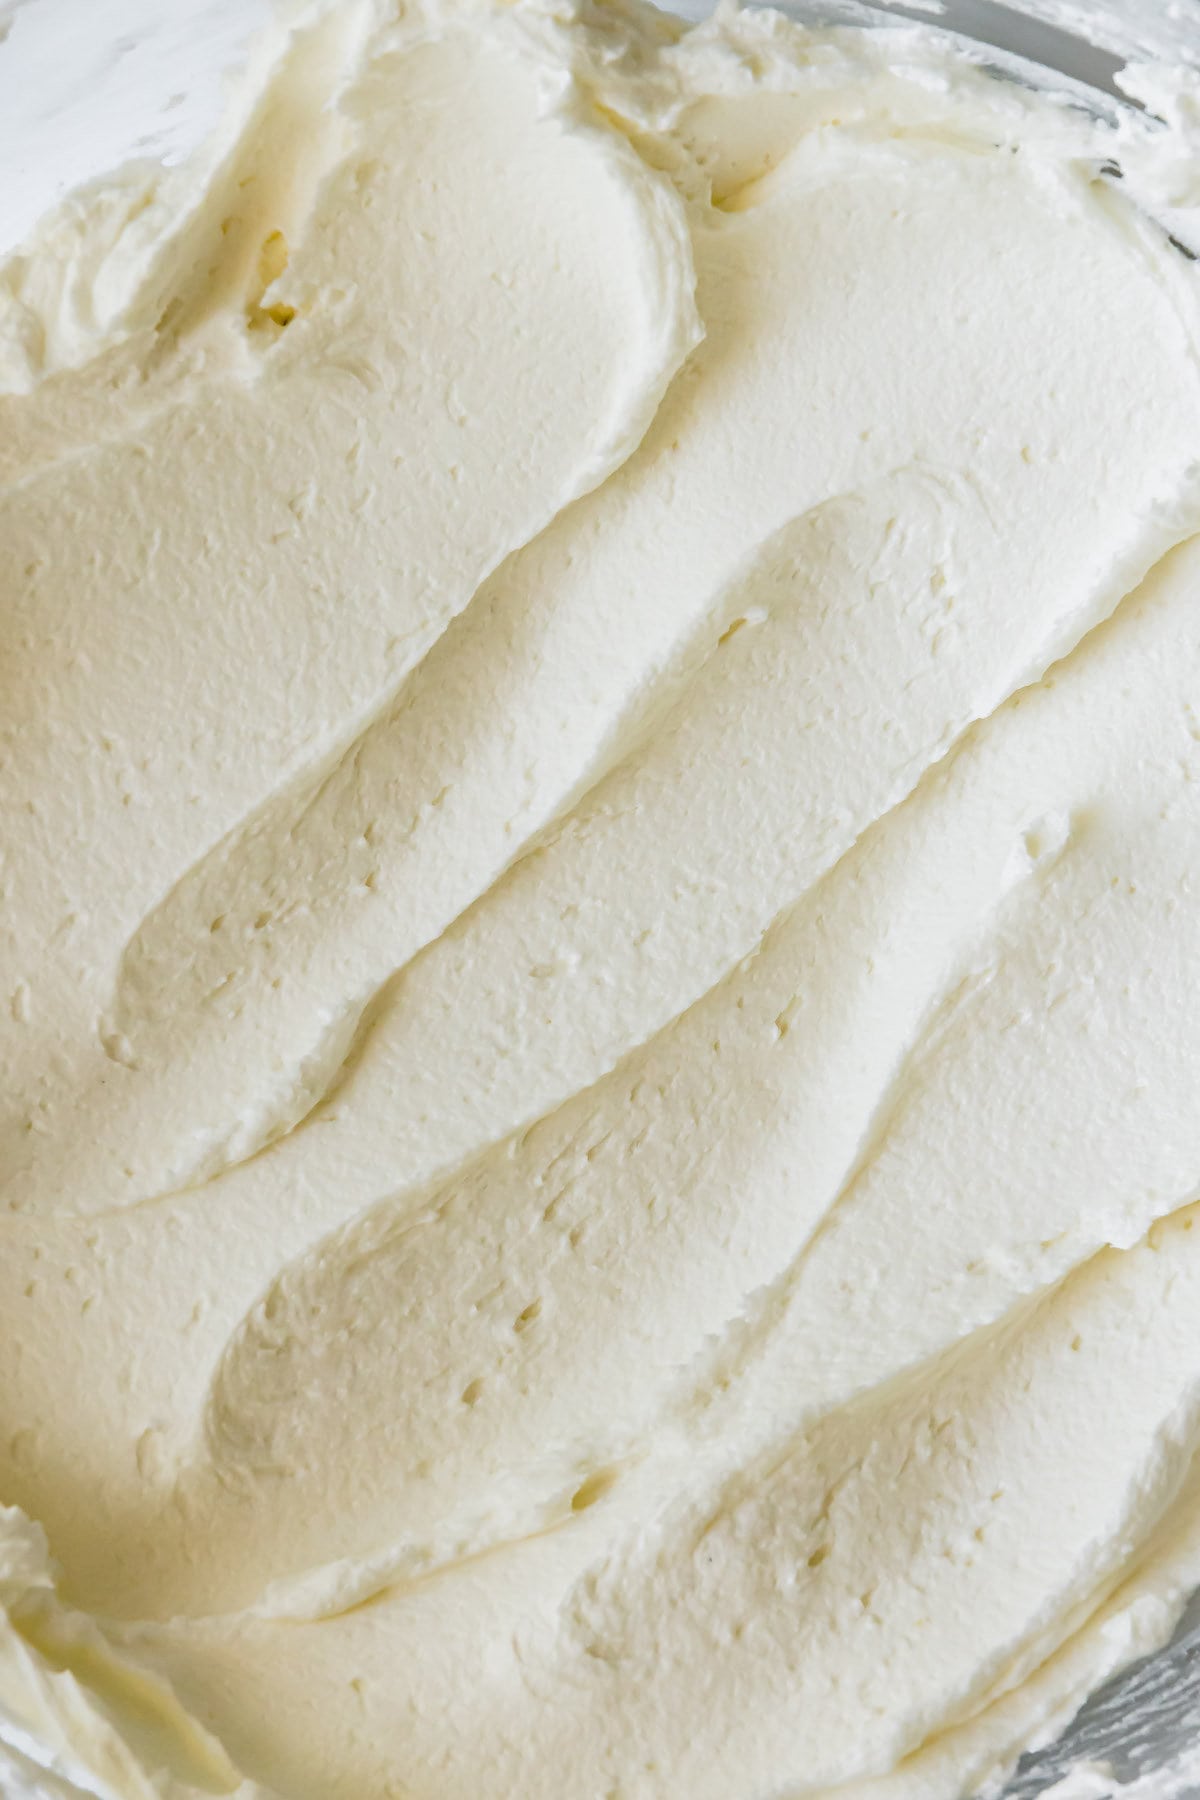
[3,3,1200,1796]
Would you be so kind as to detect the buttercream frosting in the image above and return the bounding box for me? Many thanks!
[2,2,1200,1796]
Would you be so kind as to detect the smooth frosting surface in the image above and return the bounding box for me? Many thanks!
[3,2,1200,1796]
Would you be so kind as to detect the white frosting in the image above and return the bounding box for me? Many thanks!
[3,2,1200,1796]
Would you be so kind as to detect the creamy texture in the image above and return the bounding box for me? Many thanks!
[3,2,1200,1796]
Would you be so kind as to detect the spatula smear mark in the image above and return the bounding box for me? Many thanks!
[14,113,1198,1238]
[0,14,701,1216]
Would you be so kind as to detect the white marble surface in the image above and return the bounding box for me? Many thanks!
[0,0,269,256]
